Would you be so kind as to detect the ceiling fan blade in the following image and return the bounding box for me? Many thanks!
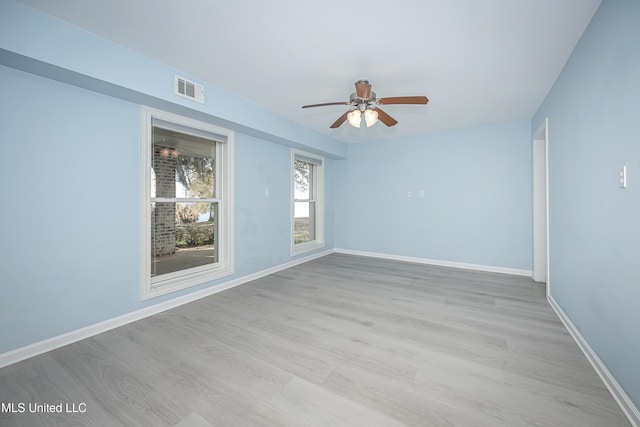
[302,101,350,108]
[355,80,372,99]
[375,107,398,127]
[378,96,429,105]
[330,111,349,128]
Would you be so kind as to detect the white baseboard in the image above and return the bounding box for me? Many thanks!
[0,249,333,369]
[335,248,532,277]
[548,295,639,427]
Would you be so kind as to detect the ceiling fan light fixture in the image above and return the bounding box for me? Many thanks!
[347,109,362,128]
[364,109,378,127]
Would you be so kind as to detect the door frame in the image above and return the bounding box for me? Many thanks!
[532,117,550,294]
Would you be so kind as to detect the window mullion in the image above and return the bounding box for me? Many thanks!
[152,197,220,203]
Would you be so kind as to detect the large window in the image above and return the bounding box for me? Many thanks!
[292,150,324,255]
[141,107,234,300]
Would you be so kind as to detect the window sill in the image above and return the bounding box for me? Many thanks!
[292,241,324,256]
[142,264,233,300]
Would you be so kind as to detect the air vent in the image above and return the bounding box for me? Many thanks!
[175,75,204,103]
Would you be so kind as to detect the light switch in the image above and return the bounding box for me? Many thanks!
[619,167,627,188]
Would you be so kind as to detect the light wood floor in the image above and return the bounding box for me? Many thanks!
[0,254,630,426]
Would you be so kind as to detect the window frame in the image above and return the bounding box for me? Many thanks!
[141,106,234,300]
[291,149,324,255]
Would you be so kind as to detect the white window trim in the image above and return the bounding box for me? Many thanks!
[291,149,324,256]
[140,106,234,300]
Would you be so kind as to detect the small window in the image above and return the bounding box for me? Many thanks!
[292,150,324,255]
[141,107,234,300]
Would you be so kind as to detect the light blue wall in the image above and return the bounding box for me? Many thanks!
[532,0,640,408]
[0,66,141,352]
[0,64,333,353]
[335,120,532,271]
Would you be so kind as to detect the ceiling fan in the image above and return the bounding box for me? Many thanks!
[302,79,429,128]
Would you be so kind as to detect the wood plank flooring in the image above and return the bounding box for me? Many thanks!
[0,254,630,426]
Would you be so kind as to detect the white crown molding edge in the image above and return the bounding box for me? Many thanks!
[548,295,639,427]
[334,248,532,277]
[0,249,334,369]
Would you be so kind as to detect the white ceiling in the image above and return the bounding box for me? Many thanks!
[19,0,601,144]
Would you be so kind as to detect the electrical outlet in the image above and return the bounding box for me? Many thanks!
[407,191,412,198]
[419,190,425,198]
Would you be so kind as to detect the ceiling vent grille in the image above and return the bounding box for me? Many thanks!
[175,75,204,103]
